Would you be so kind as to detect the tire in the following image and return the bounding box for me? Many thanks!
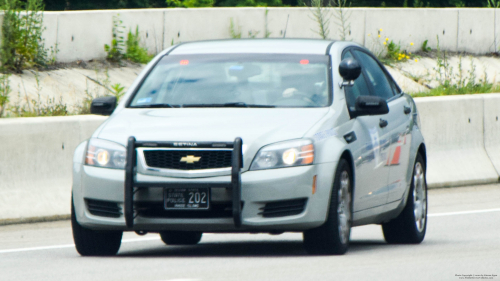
[71,197,123,256]
[159,231,203,245]
[303,158,352,255]
[382,153,427,244]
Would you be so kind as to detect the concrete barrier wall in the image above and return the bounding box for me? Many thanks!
[0,115,107,223]
[1,8,500,63]
[2,95,500,222]
[415,95,500,188]
[483,95,500,176]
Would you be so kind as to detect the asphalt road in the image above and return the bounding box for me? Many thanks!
[1,184,499,281]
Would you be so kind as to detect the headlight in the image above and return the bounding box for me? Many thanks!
[250,139,314,170]
[85,138,126,169]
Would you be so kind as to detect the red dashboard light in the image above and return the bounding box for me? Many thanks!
[180,60,189,65]
[300,59,309,65]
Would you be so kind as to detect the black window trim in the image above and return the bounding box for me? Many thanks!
[340,48,371,119]
[341,48,373,97]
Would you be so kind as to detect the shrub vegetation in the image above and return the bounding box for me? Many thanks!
[1,0,51,73]
[40,0,499,9]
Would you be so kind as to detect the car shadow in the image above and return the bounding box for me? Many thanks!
[349,240,388,253]
[117,239,387,258]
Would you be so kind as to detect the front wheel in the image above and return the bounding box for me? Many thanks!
[382,153,427,244]
[71,197,123,256]
[303,158,352,255]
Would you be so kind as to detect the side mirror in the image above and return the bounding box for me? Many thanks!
[354,95,389,117]
[90,96,117,116]
[339,58,361,88]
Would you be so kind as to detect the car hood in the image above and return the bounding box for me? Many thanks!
[97,108,330,166]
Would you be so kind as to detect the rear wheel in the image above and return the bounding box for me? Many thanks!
[159,231,203,245]
[71,197,123,256]
[382,153,427,244]
[303,158,352,255]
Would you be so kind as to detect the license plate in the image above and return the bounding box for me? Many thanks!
[164,188,210,210]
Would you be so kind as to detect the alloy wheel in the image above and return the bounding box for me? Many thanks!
[338,170,351,244]
[413,162,427,232]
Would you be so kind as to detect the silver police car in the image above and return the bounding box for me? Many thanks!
[71,39,427,256]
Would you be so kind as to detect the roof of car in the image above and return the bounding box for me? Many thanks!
[168,39,336,56]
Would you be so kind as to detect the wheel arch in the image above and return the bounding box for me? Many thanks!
[332,149,356,203]
[418,143,427,170]
[339,149,355,198]
[324,149,355,219]
[400,141,427,213]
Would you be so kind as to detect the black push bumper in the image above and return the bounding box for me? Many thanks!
[124,137,243,229]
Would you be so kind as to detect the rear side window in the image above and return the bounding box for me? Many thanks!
[354,50,394,100]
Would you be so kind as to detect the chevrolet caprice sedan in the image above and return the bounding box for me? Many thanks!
[71,39,428,256]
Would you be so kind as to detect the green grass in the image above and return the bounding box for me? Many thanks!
[411,84,500,98]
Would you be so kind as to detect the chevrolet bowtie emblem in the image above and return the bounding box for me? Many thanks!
[180,155,201,164]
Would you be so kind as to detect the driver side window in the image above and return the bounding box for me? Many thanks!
[353,50,395,100]
[343,51,371,113]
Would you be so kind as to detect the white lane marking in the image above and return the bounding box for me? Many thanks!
[155,279,201,281]
[428,208,500,217]
[0,236,160,254]
[0,244,75,254]
[2,208,500,254]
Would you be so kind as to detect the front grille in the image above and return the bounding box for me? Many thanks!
[259,198,307,218]
[143,150,232,170]
[86,199,122,218]
[136,201,243,219]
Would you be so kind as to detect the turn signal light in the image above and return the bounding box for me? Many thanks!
[85,145,96,165]
[301,144,314,164]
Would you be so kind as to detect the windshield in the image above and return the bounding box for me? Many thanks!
[128,54,331,108]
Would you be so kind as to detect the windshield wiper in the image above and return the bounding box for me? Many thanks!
[131,103,180,108]
[222,102,248,107]
[182,102,275,108]
[244,104,276,108]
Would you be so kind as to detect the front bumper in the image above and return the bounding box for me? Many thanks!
[73,161,337,232]
[74,163,336,232]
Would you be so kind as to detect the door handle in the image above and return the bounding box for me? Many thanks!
[379,119,388,128]
[404,106,411,115]
[344,131,357,144]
